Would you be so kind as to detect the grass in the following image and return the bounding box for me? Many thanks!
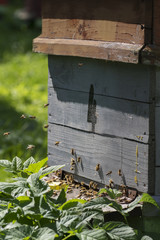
[0,3,48,181]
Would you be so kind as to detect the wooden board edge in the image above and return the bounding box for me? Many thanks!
[33,37,143,64]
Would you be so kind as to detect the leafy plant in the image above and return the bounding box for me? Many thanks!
[0,158,159,239]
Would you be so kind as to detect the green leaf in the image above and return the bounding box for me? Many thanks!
[3,225,33,240]
[59,199,86,210]
[27,172,50,197]
[103,221,137,240]
[0,160,11,168]
[139,193,160,210]
[76,229,108,240]
[122,195,142,214]
[40,165,65,179]
[22,158,48,175]
[23,157,36,169]
[55,188,67,205]
[11,157,23,172]
[141,236,153,240]
[32,227,57,240]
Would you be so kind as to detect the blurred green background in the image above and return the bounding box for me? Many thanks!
[0,1,48,181]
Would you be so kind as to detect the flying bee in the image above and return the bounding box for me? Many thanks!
[118,169,122,176]
[26,144,35,150]
[95,164,100,171]
[44,103,49,108]
[29,115,36,119]
[20,114,26,119]
[44,124,49,128]
[106,171,112,176]
[55,141,60,146]
[71,148,75,155]
[3,132,10,136]
[78,63,83,67]
[77,157,81,162]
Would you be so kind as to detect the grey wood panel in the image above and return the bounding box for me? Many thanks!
[48,123,150,193]
[48,55,151,102]
[48,87,149,143]
[156,107,160,166]
[156,68,160,106]
[155,167,160,195]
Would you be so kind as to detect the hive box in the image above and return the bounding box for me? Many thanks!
[33,0,160,195]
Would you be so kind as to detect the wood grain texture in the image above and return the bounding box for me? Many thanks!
[33,38,143,64]
[48,55,151,102]
[153,0,160,45]
[48,87,149,143]
[48,123,150,193]
[41,19,144,44]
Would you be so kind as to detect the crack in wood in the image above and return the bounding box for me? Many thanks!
[87,84,97,132]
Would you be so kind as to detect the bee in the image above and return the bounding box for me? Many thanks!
[89,181,94,188]
[20,114,26,119]
[70,158,75,166]
[67,189,73,193]
[71,148,75,155]
[29,115,36,119]
[55,141,60,146]
[93,191,98,195]
[95,164,100,171]
[106,171,112,176]
[93,183,98,190]
[69,175,73,182]
[70,167,74,171]
[75,184,80,188]
[118,169,122,176]
[44,103,49,108]
[109,179,114,188]
[65,175,69,180]
[78,63,83,67]
[77,157,81,162]
[76,194,82,198]
[44,124,49,128]
[81,181,85,186]
[120,184,126,189]
[134,175,138,184]
[3,132,10,136]
[26,144,35,150]
[85,191,92,196]
[134,169,141,174]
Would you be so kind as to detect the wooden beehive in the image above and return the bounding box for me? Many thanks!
[33,0,160,195]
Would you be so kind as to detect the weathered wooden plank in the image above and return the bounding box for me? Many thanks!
[41,19,144,44]
[155,167,160,195]
[48,123,150,193]
[153,0,160,45]
[33,38,143,64]
[156,69,160,106]
[48,87,149,143]
[48,55,151,102]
